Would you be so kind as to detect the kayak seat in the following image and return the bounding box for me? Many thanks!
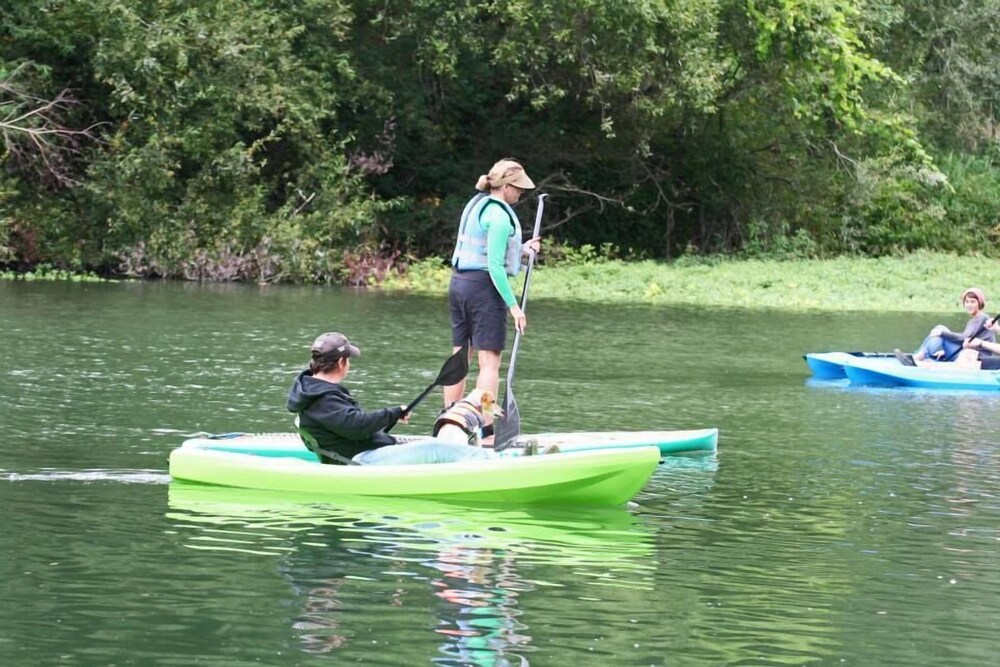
[294,416,361,466]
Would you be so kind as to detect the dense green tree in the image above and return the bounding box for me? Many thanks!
[1,0,998,281]
[356,0,934,256]
[882,0,1000,152]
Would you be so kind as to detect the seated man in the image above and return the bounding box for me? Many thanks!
[286,332,493,465]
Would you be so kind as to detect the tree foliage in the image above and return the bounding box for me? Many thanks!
[1,0,998,281]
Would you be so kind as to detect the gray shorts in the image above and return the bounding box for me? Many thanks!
[448,270,508,351]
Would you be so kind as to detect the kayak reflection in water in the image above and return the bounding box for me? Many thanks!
[286,331,493,466]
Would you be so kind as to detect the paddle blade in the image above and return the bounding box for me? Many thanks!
[436,341,470,387]
[493,392,520,451]
[390,342,472,433]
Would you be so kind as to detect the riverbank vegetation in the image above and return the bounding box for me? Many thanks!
[5,250,994,314]
[2,1,1000,283]
[383,251,999,312]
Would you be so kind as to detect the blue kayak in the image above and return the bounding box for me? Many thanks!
[804,352,895,379]
[841,356,1000,391]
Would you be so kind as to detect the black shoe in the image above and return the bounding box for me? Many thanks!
[893,349,916,366]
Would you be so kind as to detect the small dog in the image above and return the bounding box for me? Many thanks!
[433,389,503,446]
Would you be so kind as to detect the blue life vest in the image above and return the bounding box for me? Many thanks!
[451,193,523,275]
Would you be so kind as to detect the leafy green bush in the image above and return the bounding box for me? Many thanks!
[541,241,621,267]
[936,152,1000,254]
[381,256,452,292]
[741,219,821,260]
[837,158,950,255]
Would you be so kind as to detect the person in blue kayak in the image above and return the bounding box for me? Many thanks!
[894,287,995,366]
[444,158,541,442]
[287,332,493,465]
[960,315,1000,370]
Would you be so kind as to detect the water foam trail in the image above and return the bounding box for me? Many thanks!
[0,469,170,484]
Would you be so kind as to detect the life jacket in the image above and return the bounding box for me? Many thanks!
[432,399,487,443]
[451,193,523,275]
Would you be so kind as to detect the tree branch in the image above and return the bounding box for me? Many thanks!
[0,64,104,187]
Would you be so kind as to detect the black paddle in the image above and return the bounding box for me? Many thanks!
[385,341,470,433]
[494,193,547,451]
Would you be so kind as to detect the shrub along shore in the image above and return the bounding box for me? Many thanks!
[5,251,998,313]
[383,251,1000,313]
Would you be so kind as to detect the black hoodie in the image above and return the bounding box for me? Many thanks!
[286,370,403,463]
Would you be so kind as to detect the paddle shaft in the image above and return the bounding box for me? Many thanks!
[496,194,547,448]
[403,384,436,415]
[505,203,545,388]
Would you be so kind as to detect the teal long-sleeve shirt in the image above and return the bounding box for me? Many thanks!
[480,199,519,307]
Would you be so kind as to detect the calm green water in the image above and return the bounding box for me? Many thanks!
[3,280,1000,666]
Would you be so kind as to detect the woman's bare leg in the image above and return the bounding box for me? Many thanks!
[476,349,503,444]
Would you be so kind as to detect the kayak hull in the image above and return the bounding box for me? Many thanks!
[804,352,896,379]
[842,356,1000,390]
[168,440,661,506]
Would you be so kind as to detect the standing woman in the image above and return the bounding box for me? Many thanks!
[444,159,541,438]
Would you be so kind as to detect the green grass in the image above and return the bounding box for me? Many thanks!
[6,251,996,312]
[384,251,1000,312]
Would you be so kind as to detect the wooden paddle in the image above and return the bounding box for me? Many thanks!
[385,341,470,433]
[494,193,547,451]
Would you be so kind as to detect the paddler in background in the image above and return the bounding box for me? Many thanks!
[894,287,995,366]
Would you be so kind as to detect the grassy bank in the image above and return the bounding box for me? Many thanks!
[384,251,1000,312]
[6,251,997,312]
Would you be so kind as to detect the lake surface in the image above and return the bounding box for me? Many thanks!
[2,280,999,666]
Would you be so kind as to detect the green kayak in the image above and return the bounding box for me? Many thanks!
[168,437,661,506]
[176,427,717,460]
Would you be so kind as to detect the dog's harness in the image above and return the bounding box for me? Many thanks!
[432,399,487,442]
